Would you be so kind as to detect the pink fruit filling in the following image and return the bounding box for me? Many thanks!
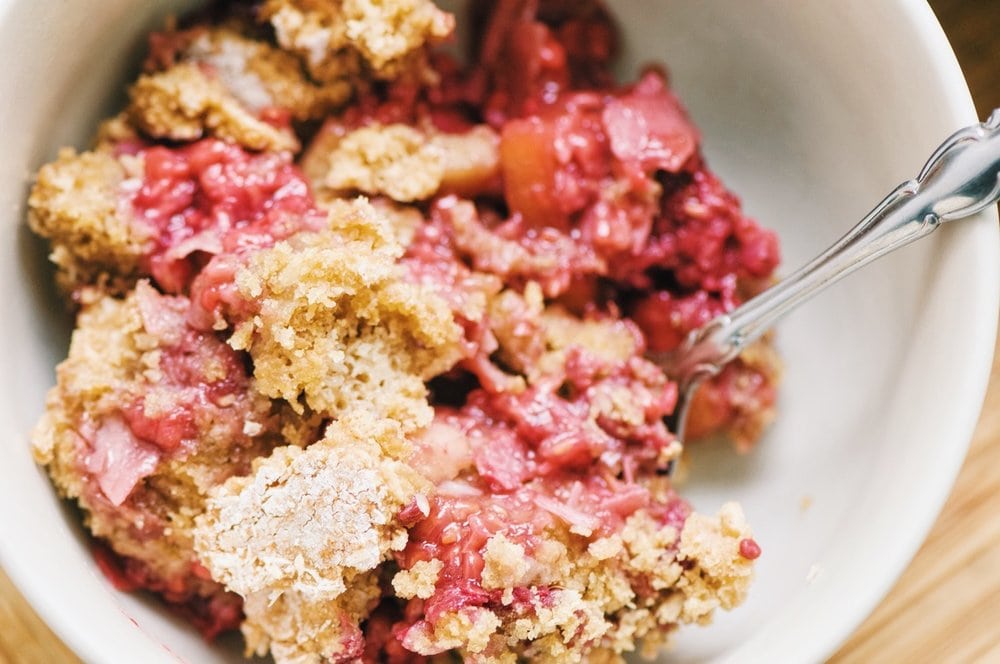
[390,343,686,648]
[31,0,780,656]
[128,138,325,293]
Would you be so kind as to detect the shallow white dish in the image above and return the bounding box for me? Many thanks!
[0,1,996,662]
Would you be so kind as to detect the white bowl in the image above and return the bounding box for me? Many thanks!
[1,1,996,662]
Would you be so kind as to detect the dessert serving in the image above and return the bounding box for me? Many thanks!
[27,0,783,661]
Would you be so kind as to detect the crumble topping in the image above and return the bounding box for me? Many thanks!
[302,119,501,203]
[487,284,641,384]
[227,199,462,424]
[241,569,381,663]
[129,21,358,152]
[319,122,445,201]
[480,533,532,591]
[194,415,428,601]
[27,148,147,294]
[128,63,301,152]
[263,0,455,83]
[177,26,351,121]
[391,558,443,599]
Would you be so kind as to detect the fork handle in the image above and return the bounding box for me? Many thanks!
[670,109,1000,394]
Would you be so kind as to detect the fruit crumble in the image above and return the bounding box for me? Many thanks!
[28,1,781,662]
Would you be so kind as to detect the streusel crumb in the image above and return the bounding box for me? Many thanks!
[165,26,351,121]
[302,121,500,202]
[28,148,147,294]
[128,63,301,152]
[391,558,443,599]
[675,502,756,620]
[488,284,641,384]
[263,0,454,83]
[132,24,353,153]
[320,123,444,201]
[32,282,299,605]
[241,569,381,663]
[194,416,427,600]
[229,198,462,426]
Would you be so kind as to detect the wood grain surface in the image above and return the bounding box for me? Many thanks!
[1,1,997,663]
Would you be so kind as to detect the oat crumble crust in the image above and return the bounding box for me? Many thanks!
[129,62,302,153]
[27,148,148,295]
[487,283,640,385]
[319,123,445,201]
[195,415,429,661]
[241,569,382,662]
[302,121,500,202]
[129,25,353,152]
[174,26,352,122]
[262,0,455,83]
[228,198,462,426]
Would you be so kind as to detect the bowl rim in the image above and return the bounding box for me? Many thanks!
[0,1,996,663]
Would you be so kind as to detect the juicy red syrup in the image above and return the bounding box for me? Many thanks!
[130,138,324,294]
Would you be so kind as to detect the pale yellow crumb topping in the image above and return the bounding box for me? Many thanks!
[129,23,354,152]
[263,0,454,83]
[229,198,462,426]
[128,62,300,153]
[179,26,351,121]
[322,123,445,202]
[303,121,500,203]
[392,558,443,600]
[27,148,148,294]
[241,569,381,663]
[488,283,639,384]
[194,416,427,601]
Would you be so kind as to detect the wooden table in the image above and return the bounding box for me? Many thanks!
[1,2,997,663]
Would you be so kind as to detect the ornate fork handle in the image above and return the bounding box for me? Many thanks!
[663,109,1000,436]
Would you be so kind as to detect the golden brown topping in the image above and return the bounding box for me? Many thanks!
[303,121,501,202]
[488,284,640,384]
[392,558,443,599]
[229,198,462,427]
[321,123,444,202]
[263,0,454,83]
[28,149,148,294]
[128,63,300,152]
[177,26,350,121]
[241,569,381,663]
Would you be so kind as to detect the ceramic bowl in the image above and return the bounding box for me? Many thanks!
[0,1,996,662]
